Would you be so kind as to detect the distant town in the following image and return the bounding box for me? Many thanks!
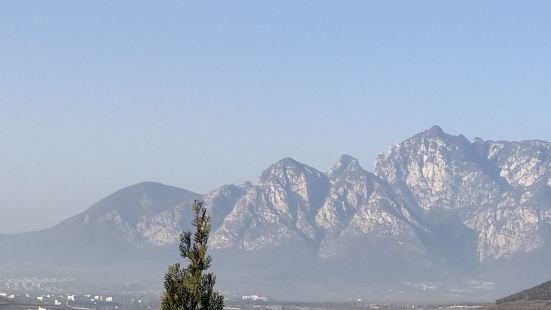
[0,277,156,310]
[0,276,494,310]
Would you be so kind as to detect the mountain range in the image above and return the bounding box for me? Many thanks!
[2,126,550,301]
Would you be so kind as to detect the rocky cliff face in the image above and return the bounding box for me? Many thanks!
[210,158,330,250]
[208,155,426,259]
[373,126,551,261]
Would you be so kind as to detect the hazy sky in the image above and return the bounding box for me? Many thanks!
[1,1,550,234]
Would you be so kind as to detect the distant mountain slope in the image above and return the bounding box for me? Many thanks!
[0,182,201,264]
[55,181,201,246]
[498,280,551,303]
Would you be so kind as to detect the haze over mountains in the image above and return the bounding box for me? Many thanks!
[2,126,551,301]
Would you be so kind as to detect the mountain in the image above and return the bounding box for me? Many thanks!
[2,126,551,301]
[211,157,330,251]
[0,182,201,264]
[498,280,551,303]
[209,155,434,282]
[374,126,551,263]
[57,181,201,247]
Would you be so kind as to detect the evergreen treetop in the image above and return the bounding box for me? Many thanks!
[161,200,224,310]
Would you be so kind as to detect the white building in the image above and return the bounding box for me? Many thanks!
[241,295,268,302]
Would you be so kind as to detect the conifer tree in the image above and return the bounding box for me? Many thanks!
[161,200,224,310]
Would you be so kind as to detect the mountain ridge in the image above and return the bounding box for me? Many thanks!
[2,125,551,300]
[497,280,551,303]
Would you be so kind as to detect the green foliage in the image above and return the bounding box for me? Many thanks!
[161,200,224,310]
[497,280,551,304]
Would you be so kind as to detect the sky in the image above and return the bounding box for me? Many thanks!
[1,1,550,234]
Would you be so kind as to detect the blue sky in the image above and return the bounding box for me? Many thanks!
[1,1,550,233]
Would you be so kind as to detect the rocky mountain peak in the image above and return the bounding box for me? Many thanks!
[259,157,324,186]
[410,125,470,146]
[330,154,364,175]
[265,157,303,170]
[376,126,477,171]
[427,124,445,136]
